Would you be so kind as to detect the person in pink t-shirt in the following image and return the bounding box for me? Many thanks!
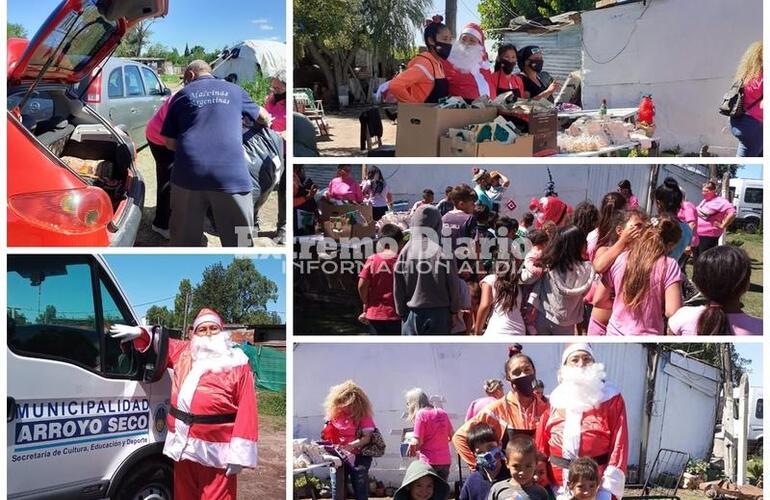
[464,379,504,421]
[263,71,287,134]
[730,41,763,157]
[358,224,404,334]
[405,388,454,481]
[617,180,639,209]
[677,197,699,266]
[695,181,736,259]
[327,165,364,203]
[606,218,683,335]
[669,245,761,335]
[145,96,175,238]
[323,381,377,500]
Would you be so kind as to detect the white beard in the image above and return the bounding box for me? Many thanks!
[549,363,607,411]
[190,331,247,373]
[448,43,485,73]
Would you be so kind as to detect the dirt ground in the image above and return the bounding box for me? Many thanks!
[316,106,397,156]
[238,415,286,498]
[133,146,280,247]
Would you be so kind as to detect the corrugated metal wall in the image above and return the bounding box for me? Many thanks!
[501,26,583,82]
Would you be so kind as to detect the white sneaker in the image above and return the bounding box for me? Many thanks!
[151,225,170,240]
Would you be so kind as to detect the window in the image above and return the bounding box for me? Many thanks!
[7,255,138,377]
[756,398,763,419]
[744,188,762,204]
[141,67,163,96]
[107,67,124,98]
[124,65,146,97]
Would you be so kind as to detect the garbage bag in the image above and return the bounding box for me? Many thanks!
[242,125,285,212]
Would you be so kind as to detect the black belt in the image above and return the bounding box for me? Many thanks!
[550,453,610,469]
[170,406,237,425]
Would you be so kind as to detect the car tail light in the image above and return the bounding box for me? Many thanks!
[9,187,114,234]
[85,73,102,103]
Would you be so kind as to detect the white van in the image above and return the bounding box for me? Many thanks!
[746,387,763,452]
[728,178,763,234]
[8,254,172,499]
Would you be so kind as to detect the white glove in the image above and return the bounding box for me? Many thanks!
[108,324,143,343]
[225,463,243,476]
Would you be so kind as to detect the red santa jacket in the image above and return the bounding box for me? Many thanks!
[536,384,628,500]
[136,331,258,470]
[444,61,496,100]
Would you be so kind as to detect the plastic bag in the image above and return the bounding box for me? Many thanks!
[242,125,285,212]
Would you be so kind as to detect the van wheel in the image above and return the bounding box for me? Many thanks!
[743,220,759,234]
[116,458,173,500]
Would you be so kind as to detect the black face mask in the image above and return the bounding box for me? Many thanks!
[434,41,453,60]
[510,373,536,396]
[274,92,286,102]
[529,60,544,73]
[501,60,516,75]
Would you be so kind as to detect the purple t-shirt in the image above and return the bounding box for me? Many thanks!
[442,210,477,250]
[413,407,453,465]
[668,306,762,335]
[161,75,259,193]
[606,251,681,335]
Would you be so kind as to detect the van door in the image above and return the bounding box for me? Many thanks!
[7,255,164,498]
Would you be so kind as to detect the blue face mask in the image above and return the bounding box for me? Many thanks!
[475,447,503,471]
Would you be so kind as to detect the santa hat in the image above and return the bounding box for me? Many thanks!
[192,308,224,332]
[461,23,488,61]
[561,343,595,365]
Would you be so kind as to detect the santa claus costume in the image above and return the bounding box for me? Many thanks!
[111,309,258,500]
[536,344,628,500]
[445,23,496,101]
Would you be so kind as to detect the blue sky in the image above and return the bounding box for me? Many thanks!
[734,343,763,386]
[8,0,286,51]
[738,164,763,180]
[103,255,286,323]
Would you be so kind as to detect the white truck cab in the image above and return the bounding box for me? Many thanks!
[728,178,763,234]
[7,254,172,499]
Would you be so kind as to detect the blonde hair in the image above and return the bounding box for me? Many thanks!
[404,387,431,422]
[621,219,681,310]
[323,380,373,423]
[735,41,762,84]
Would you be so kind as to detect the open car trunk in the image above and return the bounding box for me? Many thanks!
[10,85,134,213]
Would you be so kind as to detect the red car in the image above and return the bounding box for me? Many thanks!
[8,0,169,246]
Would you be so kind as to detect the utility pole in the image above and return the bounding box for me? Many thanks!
[446,0,457,39]
[720,343,735,481]
[736,373,749,485]
[182,292,192,337]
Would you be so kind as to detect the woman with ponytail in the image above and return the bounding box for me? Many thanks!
[453,345,549,468]
[605,219,683,334]
[668,246,761,334]
[475,261,526,335]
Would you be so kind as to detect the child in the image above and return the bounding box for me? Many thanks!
[605,218,683,335]
[520,230,548,334]
[393,459,451,500]
[525,225,595,335]
[475,204,497,240]
[459,423,511,500]
[518,213,535,238]
[566,458,600,500]
[437,186,455,216]
[668,245,761,335]
[358,224,405,334]
[488,435,549,500]
[534,454,556,500]
[443,184,478,252]
[411,189,436,214]
[475,261,526,335]
[452,262,475,334]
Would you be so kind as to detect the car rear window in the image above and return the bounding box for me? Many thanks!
[26,1,118,75]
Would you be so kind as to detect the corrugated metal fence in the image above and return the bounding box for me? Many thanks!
[501,25,583,82]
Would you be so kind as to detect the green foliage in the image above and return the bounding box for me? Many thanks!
[747,457,762,486]
[294,474,324,492]
[686,459,709,476]
[478,0,593,40]
[172,279,194,330]
[160,74,181,85]
[242,76,273,105]
[260,390,286,417]
[145,305,174,326]
[728,238,745,247]
[115,20,154,57]
[662,344,751,385]
[8,22,27,38]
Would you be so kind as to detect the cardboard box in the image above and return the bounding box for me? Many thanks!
[505,108,558,156]
[318,198,373,223]
[322,219,377,240]
[439,134,535,157]
[396,103,498,157]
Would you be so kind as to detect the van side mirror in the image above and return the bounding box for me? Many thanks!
[163,87,172,96]
[143,327,169,383]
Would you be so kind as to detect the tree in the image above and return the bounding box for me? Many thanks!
[145,42,170,59]
[36,305,57,324]
[184,43,190,57]
[478,0,593,40]
[295,0,429,104]
[8,23,27,38]
[146,305,174,327]
[663,343,750,386]
[173,279,194,331]
[192,260,280,325]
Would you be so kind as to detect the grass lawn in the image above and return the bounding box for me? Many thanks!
[160,73,181,86]
[683,231,763,317]
[260,389,286,418]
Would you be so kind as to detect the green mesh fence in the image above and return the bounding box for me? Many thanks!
[237,344,286,392]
